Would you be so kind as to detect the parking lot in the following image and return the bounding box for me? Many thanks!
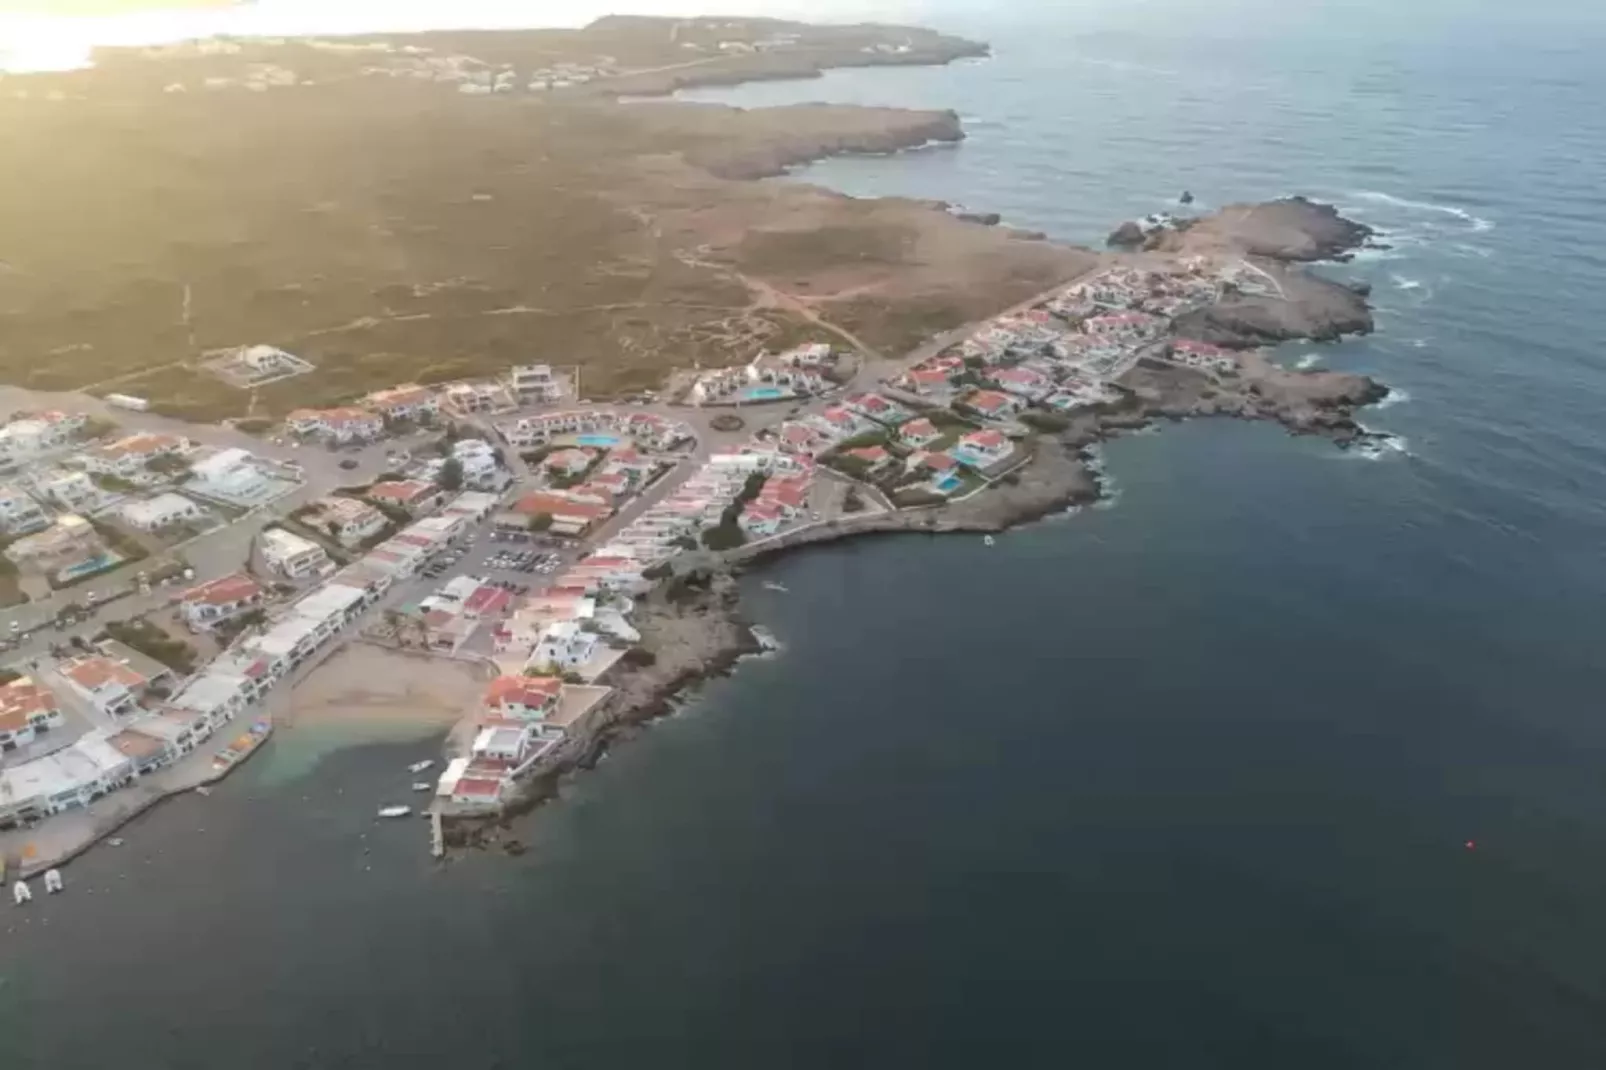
[412,525,583,596]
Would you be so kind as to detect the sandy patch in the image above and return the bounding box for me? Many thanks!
[272,643,490,730]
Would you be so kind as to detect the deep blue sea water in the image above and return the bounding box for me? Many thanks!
[6,3,1606,1067]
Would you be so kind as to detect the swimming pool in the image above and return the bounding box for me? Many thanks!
[575,433,621,448]
[932,472,963,494]
[58,552,120,581]
[742,386,788,402]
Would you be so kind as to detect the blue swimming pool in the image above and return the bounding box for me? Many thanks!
[58,552,119,581]
[932,472,963,494]
[575,433,621,448]
[742,386,787,402]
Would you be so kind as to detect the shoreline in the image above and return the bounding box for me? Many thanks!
[0,17,1398,872]
[446,351,1390,847]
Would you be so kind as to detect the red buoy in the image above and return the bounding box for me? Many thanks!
[1464,840,1477,850]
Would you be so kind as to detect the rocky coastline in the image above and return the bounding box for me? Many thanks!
[450,325,1390,849]
[690,106,966,181]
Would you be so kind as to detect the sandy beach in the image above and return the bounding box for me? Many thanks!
[271,644,491,737]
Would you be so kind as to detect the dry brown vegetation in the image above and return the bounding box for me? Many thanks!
[0,19,1094,421]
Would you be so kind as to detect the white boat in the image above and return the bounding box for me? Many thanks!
[377,805,412,819]
[984,534,996,546]
[44,869,63,894]
[12,880,31,905]
[407,760,435,774]
[108,837,125,847]
[761,581,789,593]
[411,782,432,792]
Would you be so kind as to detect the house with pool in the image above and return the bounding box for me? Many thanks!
[950,429,1015,470]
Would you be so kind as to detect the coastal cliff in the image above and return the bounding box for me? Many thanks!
[686,105,965,180]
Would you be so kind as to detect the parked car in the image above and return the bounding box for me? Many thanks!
[339,458,359,470]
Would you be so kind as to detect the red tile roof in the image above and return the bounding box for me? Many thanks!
[61,656,146,691]
[180,572,263,607]
[464,586,513,617]
[484,674,562,710]
[368,479,436,504]
[453,777,504,799]
[966,390,1015,414]
[0,677,60,734]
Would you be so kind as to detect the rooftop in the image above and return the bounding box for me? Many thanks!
[180,572,263,607]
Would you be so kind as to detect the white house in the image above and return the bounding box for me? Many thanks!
[529,621,599,673]
[509,364,562,403]
[285,406,384,444]
[187,448,276,505]
[363,383,439,421]
[81,433,189,478]
[0,410,84,465]
[0,483,49,535]
[259,527,331,580]
[954,429,1014,466]
[35,469,111,514]
[304,496,388,547]
[57,653,158,718]
[898,417,943,449]
[0,730,135,823]
[0,676,66,753]
[120,492,205,532]
[483,674,563,720]
[178,572,266,632]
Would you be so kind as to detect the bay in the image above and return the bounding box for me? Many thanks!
[7,2,1606,1066]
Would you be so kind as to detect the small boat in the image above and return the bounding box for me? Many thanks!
[108,837,125,847]
[12,880,31,905]
[194,785,212,797]
[44,869,63,894]
[377,805,412,819]
[983,534,996,546]
[411,782,432,792]
[761,581,789,593]
[407,760,435,774]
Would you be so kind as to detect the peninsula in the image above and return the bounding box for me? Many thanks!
[0,16,1394,878]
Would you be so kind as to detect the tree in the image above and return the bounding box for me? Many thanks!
[438,457,464,492]
[324,520,342,541]
[843,487,865,514]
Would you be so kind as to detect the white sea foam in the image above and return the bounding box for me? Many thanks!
[1390,274,1423,292]
[1351,429,1411,460]
[1295,353,1322,370]
[1375,388,1411,410]
[1350,190,1494,233]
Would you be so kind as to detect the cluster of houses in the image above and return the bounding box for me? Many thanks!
[0,491,501,829]
[688,343,838,406]
[0,411,302,584]
[433,675,570,809]
[493,410,688,537]
[496,407,691,454]
[875,263,1251,452]
[353,49,618,94]
[284,365,568,446]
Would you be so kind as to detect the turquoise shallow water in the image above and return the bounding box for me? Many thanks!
[7,2,1606,1067]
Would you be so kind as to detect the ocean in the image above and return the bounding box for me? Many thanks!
[6,2,1606,1066]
